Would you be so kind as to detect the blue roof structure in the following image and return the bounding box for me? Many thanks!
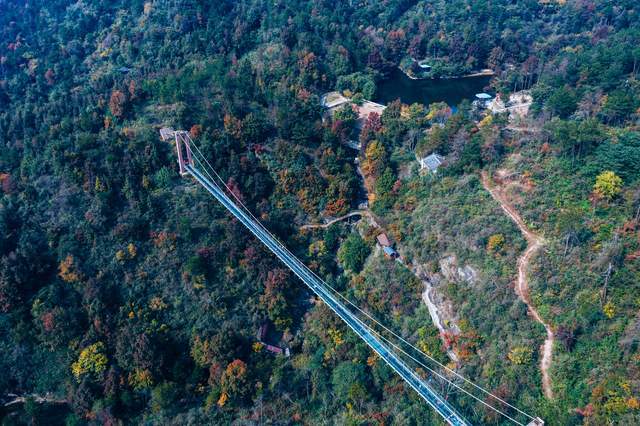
[383,246,397,256]
[419,153,445,172]
[475,93,492,100]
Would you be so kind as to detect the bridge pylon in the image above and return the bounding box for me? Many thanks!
[160,127,193,176]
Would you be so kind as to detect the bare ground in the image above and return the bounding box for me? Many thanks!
[481,171,554,400]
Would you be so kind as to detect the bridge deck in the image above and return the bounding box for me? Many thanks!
[186,164,470,426]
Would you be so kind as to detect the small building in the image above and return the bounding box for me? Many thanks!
[376,233,391,247]
[320,91,350,109]
[344,140,362,150]
[263,344,291,357]
[417,60,432,72]
[475,93,493,108]
[377,233,400,260]
[419,153,445,173]
[383,246,399,260]
[256,323,291,357]
[264,344,282,355]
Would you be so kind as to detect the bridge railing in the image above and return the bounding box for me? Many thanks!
[184,162,471,426]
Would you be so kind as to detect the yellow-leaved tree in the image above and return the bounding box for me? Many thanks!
[71,342,108,381]
[507,346,533,365]
[362,140,386,178]
[593,170,623,200]
[58,255,81,283]
[487,234,506,254]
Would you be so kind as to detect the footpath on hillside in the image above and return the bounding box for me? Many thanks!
[481,171,554,400]
[300,210,375,230]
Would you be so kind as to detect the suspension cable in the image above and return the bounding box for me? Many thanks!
[188,150,525,423]
[361,316,525,425]
[187,141,535,420]
[185,137,536,422]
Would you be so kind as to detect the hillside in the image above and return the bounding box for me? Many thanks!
[1,1,640,425]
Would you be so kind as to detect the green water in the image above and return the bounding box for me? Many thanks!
[375,68,492,108]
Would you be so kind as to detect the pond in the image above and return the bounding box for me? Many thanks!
[375,67,492,108]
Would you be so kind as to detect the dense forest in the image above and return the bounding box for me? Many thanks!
[1,0,639,424]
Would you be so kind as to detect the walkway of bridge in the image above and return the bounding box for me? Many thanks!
[161,128,544,426]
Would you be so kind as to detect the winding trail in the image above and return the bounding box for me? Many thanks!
[300,211,368,230]
[300,208,381,230]
[3,393,67,407]
[481,171,554,400]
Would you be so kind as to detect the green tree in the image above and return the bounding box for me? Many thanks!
[336,72,376,99]
[555,205,587,254]
[151,382,179,413]
[546,86,577,118]
[331,361,368,405]
[602,90,636,123]
[374,167,396,211]
[452,135,483,173]
[337,233,371,273]
[548,118,605,159]
[593,131,640,182]
[334,103,358,129]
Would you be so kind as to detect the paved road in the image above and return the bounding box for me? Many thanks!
[187,165,470,426]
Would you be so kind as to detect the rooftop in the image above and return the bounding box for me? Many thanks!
[383,246,398,257]
[417,60,432,70]
[321,92,387,130]
[419,153,445,172]
[321,91,350,109]
[377,233,391,247]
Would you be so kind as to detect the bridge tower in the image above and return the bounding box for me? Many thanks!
[161,127,544,426]
[160,127,193,176]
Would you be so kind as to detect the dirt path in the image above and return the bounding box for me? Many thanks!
[3,393,67,407]
[300,210,380,230]
[412,263,460,363]
[481,171,554,399]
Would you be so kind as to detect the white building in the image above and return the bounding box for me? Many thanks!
[474,93,493,109]
[419,153,445,173]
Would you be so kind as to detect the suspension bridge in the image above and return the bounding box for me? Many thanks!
[160,128,544,426]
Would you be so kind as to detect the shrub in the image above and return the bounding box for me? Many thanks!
[603,301,616,319]
[487,234,505,254]
[507,346,533,365]
[593,171,623,200]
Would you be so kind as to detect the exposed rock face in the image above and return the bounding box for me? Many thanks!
[412,255,479,362]
[621,314,640,353]
[439,255,478,285]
